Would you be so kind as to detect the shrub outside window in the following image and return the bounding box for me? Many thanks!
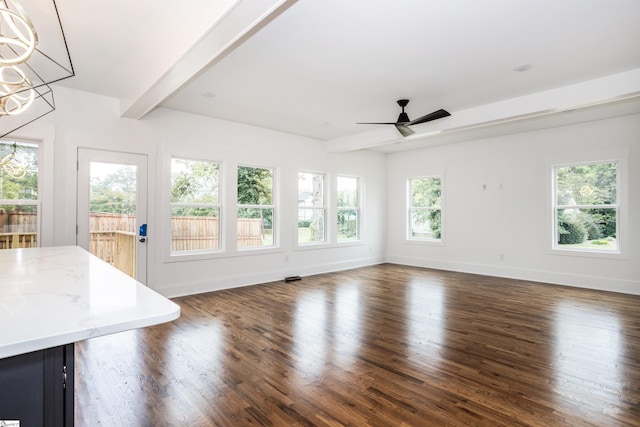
[298,172,326,244]
[553,161,618,252]
[170,157,220,254]
[0,141,39,250]
[237,165,275,248]
[337,176,359,242]
[408,176,442,241]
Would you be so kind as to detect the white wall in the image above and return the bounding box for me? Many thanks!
[19,86,638,297]
[386,113,640,295]
[48,87,387,296]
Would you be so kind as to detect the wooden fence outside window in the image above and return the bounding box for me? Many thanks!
[1,212,264,277]
[0,211,37,249]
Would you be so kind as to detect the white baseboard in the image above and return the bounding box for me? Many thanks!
[386,255,640,296]
[156,255,387,298]
[155,254,639,298]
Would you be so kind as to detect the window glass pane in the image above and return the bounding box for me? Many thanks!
[556,208,617,251]
[553,160,619,254]
[237,165,275,249]
[409,176,442,242]
[0,205,37,249]
[556,163,617,206]
[337,176,358,207]
[411,177,441,208]
[337,176,359,242]
[410,209,441,240]
[1,141,39,250]
[237,207,273,247]
[298,172,324,207]
[171,158,219,204]
[238,166,273,205]
[298,172,325,244]
[298,208,325,244]
[0,141,38,199]
[337,209,358,241]
[89,162,138,273]
[90,163,137,216]
[170,158,220,255]
[171,207,219,252]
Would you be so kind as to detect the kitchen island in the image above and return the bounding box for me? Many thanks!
[0,246,180,426]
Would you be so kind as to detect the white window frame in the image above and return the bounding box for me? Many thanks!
[0,139,41,249]
[297,171,328,246]
[407,175,443,243]
[236,163,277,250]
[169,156,222,257]
[551,158,624,257]
[336,175,361,243]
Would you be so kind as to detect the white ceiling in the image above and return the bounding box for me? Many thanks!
[52,0,640,152]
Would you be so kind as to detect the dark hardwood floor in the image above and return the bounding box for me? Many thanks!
[75,264,640,426]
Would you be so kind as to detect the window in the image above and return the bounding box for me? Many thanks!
[0,141,39,250]
[298,172,326,244]
[237,165,275,248]
[553,161,618,253]
[337,175,360,242]
[408,176,442,241]
[170,157,220,254]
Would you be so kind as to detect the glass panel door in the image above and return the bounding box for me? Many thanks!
[77,149,147,282]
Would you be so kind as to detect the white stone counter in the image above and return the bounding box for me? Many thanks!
[0,246,180,359]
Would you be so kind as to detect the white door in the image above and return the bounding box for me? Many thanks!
[77,148,148,283]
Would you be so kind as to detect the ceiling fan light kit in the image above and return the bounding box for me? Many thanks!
[358,99,450,137]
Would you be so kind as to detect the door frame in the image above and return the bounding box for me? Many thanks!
[76,148,148,284]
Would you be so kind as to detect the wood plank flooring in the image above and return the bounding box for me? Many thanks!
[74,264,640,426]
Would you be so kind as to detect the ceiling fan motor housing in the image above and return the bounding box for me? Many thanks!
[397,99,410,123]
[397,112,410,123]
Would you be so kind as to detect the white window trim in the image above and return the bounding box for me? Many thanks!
[406,175,444,245]
[165,155,224,262]
[547,149,628,260]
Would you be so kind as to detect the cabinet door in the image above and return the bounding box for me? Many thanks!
[0,344,74,426]
[0,349,46,425]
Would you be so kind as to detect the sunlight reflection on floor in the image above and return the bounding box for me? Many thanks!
[553,301,625,419]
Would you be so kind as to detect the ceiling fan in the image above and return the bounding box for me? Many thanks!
[358,99,451,137]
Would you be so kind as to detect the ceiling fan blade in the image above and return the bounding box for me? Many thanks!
[395,124,414,137]
[356,122,398,125]
[407,109,451,126]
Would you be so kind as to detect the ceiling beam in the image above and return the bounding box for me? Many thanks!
[325,68,640,153]
[120,0,298,120]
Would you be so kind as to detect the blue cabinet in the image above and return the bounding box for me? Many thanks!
[0,344,74,426]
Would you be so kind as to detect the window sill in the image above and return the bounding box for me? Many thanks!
[336,239,363,247]
[164,246,282,263]
[405,238,444,246]
[295,241,331,251]
[549,247,627,260]
[294,240,365,251]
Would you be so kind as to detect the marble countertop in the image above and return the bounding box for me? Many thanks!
[0,246,180,359]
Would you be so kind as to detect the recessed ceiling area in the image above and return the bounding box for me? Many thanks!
[55,0,640,152]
